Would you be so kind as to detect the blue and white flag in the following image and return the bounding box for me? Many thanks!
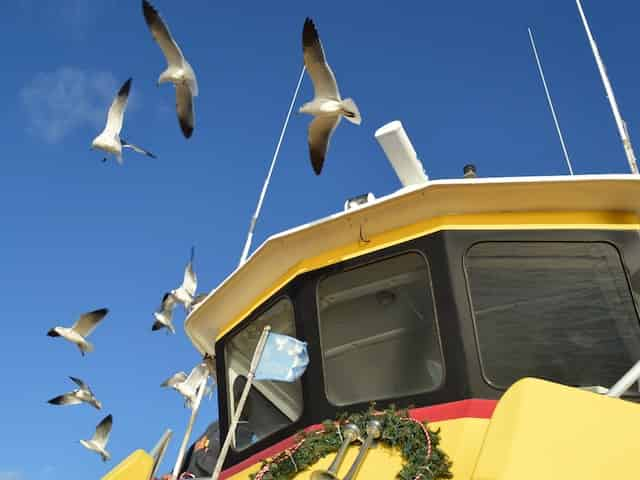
[254,332,309,382]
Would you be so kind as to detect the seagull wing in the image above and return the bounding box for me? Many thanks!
[48,393,82,406]
[303,18,339,99]
[69,376,89,391]
[176,83,194,139]
[308,115,341,175]
[181,248,197,297]
[93,414,113,447]
[185,363,208,390]
[121,139,156,158]
[72,308,108,338]
[142,0,185,68]
[160,292,177,312]
[161,371,188,388]
[105,78,131,135]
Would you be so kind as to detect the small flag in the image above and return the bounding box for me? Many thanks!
[254,332,309,382]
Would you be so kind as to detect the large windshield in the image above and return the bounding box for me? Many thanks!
[465,242,640,391]
[224,298,303,450]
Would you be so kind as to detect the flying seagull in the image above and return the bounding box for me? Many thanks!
[91,78,156,164]
[299,18,361,175]
[80,414,112,462]
[142,0,198,138]
[48,376,102,410]
[152,292,177,334]
[170,247,198,311]
[47,308,109,356]
[161,362,209,408]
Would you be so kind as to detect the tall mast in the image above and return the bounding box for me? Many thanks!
[528,27,574,175]
[575,0,638,174]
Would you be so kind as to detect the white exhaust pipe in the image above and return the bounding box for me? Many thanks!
[375,121,428,187]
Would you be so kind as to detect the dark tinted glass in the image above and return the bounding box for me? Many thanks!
[317,252,443,405]
[466,242,640,390]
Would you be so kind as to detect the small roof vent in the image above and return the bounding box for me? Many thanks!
[463,164,477,178]
[375,121,428,187]
[344,192,375,211]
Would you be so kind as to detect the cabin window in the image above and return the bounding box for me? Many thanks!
[224,298,303,450]
[317,252,443,406]
[466,242,640,391]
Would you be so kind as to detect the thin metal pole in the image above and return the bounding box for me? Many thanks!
[171,374,209,480]
[210,326,272,480]
[575,0,638,174]
[607,359,640,398]
[528,27,574,175]
[239,66,307,266]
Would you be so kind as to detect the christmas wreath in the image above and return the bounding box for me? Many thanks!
[251,406,452,480]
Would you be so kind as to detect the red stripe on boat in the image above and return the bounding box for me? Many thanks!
[220,398,497,479]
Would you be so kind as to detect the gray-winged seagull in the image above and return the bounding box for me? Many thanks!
[152,292,177,334]
[161,362,209,409]
[142,0,198,139]
[80,414,112,462]
[299,18,361,175]
[91,78,156,164]
[47,308,108,356]
[48,376,102,410]
[170,247,198,311]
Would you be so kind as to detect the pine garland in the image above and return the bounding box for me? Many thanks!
[251,406,452,480]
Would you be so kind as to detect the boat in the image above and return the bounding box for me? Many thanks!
[101,116,640,479]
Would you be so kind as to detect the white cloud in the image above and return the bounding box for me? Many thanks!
[20,67,120,144]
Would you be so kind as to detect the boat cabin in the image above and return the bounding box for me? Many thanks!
[184,174,640,479]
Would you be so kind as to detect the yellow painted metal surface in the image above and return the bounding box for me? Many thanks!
[472,378,640,479]
[225,417,490,479]
[216,210,640,340]
[101,449,153,480]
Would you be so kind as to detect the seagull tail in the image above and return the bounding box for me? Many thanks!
[340,98,361,125]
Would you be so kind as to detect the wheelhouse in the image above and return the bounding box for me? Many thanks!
[185,174,640,477]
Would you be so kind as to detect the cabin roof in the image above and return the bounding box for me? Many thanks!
[185,174,640,355]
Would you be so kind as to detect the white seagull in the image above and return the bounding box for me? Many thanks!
[152,292,177,334]
[47,308,109,356]
[91,78,156,164]
[161,362,209,409]
[170,247,198,311]
[299,18,361,175]
[80,414,113,462]
[143,0,198,139]
[48,376,102,410]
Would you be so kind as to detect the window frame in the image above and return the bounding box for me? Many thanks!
[220,294,305,454]
[314,248,446,407]
[462,238,640,391]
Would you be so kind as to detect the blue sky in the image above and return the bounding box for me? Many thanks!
[1,0,639,478]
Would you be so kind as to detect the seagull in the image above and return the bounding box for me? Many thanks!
[48,376,102,410]
[299,18,361,175]
[47,308,108,356]
[152,292,177,334]
[80,414,112,462]
[91,78,156,164]
[142,0,198,139]
[161,362,209,408]
[170,247,198,311]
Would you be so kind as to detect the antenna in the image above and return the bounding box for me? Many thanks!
[239,66,306,266]
[527,27,574,175]
[575,0,639,174]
